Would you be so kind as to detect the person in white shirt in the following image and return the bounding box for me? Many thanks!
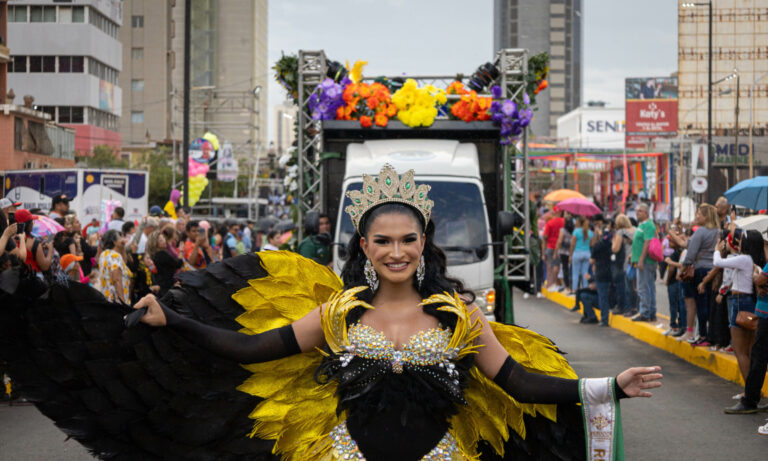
[261,230,281,251]
[107,207,126,232]
[713,229,765,385]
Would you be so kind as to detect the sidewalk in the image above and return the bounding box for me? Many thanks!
[539,283,768,397]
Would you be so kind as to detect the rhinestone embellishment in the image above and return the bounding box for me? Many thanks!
[330,422,461,460]
[345,323,459,376]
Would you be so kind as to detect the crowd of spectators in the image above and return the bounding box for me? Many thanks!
[0,197,334,307]
[538,195,768,425]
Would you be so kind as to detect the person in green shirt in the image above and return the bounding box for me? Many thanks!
[631,204,657,322]
[298,213,332,266]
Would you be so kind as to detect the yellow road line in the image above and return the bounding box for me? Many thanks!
[541,288,768,397]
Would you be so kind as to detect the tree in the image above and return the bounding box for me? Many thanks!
[135,147,174,207]
[75,145,128,168]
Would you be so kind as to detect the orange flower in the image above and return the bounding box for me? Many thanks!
[360,115,373,128]
[358,85,372,98]
[386,103,397,117]
[374,113,388,127]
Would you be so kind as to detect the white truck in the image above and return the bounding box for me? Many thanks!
[2,168,149,223]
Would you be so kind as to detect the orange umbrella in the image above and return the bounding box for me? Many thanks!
[543,189,587,202]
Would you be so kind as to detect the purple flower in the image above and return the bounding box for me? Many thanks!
[501,100,517,117]
[523,92,530,105]
[491,85,502,99]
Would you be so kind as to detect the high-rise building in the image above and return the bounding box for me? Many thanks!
[118,0,173,147]
[493,0,582,137]
[7,0,123,154]
[169,0,268,163]
[678,0,768,181]
[272,100,297,159]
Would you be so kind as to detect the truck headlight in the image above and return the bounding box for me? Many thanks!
[474,288,496,314]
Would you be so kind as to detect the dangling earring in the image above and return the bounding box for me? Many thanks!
[364,259,379,292]
[416,255,425,290]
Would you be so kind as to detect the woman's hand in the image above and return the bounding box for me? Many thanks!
[133,294,167,326]
[616,366,662,398]
[716,239,725,252]
[2,223,17,238]
[697,282,706,294]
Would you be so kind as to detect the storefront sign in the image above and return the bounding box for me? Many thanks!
[625,77,678,149]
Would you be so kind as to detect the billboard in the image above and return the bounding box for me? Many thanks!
[625,77,678,149]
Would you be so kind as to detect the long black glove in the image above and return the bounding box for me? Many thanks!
[125,303,301,363]
[493,356,627,404]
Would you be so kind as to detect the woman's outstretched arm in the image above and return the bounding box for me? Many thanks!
[131,294,325,362]
[470,307,661,403]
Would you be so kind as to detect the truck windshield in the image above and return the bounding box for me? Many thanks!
[338,181,489,265]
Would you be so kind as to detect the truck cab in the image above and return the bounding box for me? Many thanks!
[333,139,497,319]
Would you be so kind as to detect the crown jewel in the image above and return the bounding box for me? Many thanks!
[345,165,433,232]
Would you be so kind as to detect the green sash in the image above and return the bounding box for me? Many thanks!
[579,377,625,461]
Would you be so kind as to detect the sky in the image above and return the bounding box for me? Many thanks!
[266,0,679,143]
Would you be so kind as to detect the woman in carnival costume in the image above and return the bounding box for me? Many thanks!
[0,165,660,460]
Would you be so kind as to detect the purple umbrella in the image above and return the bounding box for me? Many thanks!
[31,215,66,238]
[556,197,601,217]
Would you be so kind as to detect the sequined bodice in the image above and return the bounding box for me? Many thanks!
[345,322,459,374]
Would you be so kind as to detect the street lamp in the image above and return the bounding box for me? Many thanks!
[715,69,739,185]
[681,1,713,191]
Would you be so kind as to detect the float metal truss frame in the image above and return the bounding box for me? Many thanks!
[496,49,531,283]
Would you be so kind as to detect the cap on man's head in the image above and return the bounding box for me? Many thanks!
[14,209,39,224]
[149,205,165,217]
[52,194,71,206]
[60,254,84,272]
[0,198,22,209]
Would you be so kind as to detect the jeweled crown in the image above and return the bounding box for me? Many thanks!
[345,164,433,232]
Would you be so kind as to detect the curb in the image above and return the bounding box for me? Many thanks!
[541,288,768,397]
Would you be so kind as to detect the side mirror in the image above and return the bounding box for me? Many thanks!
[497,211,516,237]
[304,211,319,235]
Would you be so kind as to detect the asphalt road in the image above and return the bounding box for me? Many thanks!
[513,289,768,460]
[1,289,766,460]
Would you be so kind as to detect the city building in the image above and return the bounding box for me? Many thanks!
[272,100,297,159]
[678,0,768,183]
[169,0,268,163]
[557,106,625,149]
[118,0,173,148]
[493,0,582,137]
[7,0,123,154]
[0,0,75,171]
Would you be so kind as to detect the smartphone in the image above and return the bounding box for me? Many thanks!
[7,212,15,226]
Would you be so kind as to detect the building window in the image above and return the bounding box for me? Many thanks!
[88,108,118,130]
[14,118,24,151]
[59,56,84,73]
[43,56,55,72]
[10,56,26,73]
[59,107,84,124]
[73,6,85,23]
[131,112,144,124]
[29,56,42,72]
[30,5,56,23]
[132,15,144,28]
[131,48,144,59]
[9,5,28,22]
[131,80,145,91]
[39,106,56,120]
[89,8,118,39]
[88,58,119,84]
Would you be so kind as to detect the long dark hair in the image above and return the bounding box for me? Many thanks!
[340,203,474,323]
[742,229,766,269]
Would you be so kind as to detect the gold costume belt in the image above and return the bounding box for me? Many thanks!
[327,421,464,460]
